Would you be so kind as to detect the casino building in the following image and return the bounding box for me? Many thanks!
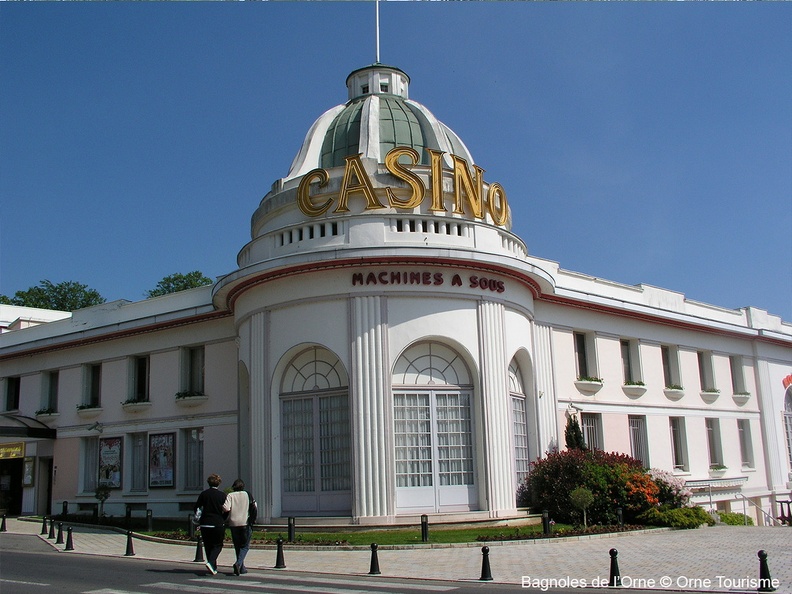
[1,64,791,525]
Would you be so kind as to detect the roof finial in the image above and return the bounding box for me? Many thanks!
[375,0,381,63]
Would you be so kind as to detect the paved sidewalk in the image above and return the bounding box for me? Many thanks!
[3,517,790,592]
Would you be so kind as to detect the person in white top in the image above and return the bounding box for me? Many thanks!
[222,478,257,575]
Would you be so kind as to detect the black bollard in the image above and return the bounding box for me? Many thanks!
[421,514,429,542]
[0,514,6,532]
[56,522,64,544]
[275,536,286,569]
[65,527,74,551]
[616,507,623,527]
[193,534,204,563]
[146,509,153,533]
[48,518,56,539]
[542,510,550,536]
[758,550,777,593]
[61,501,68,517]
[125,531,136,556]
[479,546,493,581]
[287,516,296,542]
[41,516,48,535]
[608,548,621,587]
[368,543,381,575]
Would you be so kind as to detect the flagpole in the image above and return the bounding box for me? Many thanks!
[375,0,380,63]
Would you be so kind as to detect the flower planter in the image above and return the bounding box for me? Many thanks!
[76,407,103,420]
[175,395,209,408]
[663,388,684,401]
[622,385,646,398]
[35,413,60,423]
[574,380,603,395]
[700,391,720,404]
[732,393,750,406]
[122,401,152,413]
[709,468,727,478]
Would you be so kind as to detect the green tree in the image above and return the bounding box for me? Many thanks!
[145,271,213,298]
[570,486,595,527]
[0,280,105,311]
[564,414,587,451]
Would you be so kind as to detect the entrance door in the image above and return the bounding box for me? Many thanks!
[0,458,23,515]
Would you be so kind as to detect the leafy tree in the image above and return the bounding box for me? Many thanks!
[0,280,105,311]
[570,486,595,527]
[145,271,213,298]
[564,414,587,451]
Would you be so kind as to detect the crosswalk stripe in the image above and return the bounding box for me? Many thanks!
[0,578,49,587]
[192,574,457,591]
[84,590,150,594]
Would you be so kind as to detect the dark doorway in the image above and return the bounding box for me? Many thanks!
[0,458,23,515]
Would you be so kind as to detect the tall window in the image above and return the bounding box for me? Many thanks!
[280,347,350,513]
[86,364,101,407]
[737,419,754,469]
[580,413,602,450]
[5,376,20,411]
[82,437,99,493]
[183,346,205,394]
[705,418,723,467]
[130,433,147,492]
[621,340,640,384]
[661,345,681,388]
[132,356,149,402]
[184,428,204,490]
[697,351,715,392]
[574,332,596,379]
[45,371,59,411]
[669,417,688,471]
[509,361,530,486]
[729,356,746,394]
[629,415,649,466]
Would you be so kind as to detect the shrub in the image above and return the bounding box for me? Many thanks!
[638,505,714,529]
[648,468,692,507]
[717,512,753,526]
[524,449,656,525]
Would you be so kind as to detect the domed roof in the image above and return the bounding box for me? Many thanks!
[285,64,474,181]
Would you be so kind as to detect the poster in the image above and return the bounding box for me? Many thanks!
[149,433,175,488]
[98,437,122,489]
[23,457,34,486]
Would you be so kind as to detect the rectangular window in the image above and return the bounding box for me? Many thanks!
[669,417,688,471]
[318,394,351,492]
[580,413,602,450]
[82,437,99,493]
[511,396,530,485]
[183,346,205,394]
[574,332,593,379]
[281,397,315,493]
[86,364,101,407]
[394,393,432,487]
[629,415,649,466]
[620,339,642,384]
[697,351,715,392]
[183,428,204,491]
[737,419,754,469]
[46,371,59,411]
[5,377,20,411]
[133,356,149,402]
[705,418,723,467]
[661,345,682,388]
[730,355,746,394]
[130,433,147,492]
[435,392,473,486]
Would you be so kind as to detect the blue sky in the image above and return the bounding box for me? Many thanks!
[1,2,790,321]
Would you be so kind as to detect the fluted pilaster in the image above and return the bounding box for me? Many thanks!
[248,312,271,519]
[532,323,559,454]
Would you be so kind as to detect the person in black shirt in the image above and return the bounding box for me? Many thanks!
[194,473,227,575]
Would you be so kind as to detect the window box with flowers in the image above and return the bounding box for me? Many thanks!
[121,398,152,413]
[663,385,685,401]
[732,391,751,406]
[574,376,603,395]
[76,403,103,419]
[34,407,60,423]
[700,388,720,404]
[709,464,728,478]
[175,391,209,408]
[622,380,646,398]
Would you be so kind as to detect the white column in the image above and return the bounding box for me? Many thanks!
[753,354,785,489]
[350,295,391,518]
[247,312,271,521]
[477,299,514,515]
[532,322,560,454]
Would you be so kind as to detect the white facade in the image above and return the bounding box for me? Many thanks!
[1,64,790,526]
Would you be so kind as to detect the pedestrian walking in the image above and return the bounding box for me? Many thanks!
[223,478,258,575]
[194,473,227,575]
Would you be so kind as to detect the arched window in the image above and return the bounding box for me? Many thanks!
[392,342,476,513]
[509,360,530,486]
[280,346,350,514]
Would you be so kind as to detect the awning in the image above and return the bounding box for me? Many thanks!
[0,414,56,439]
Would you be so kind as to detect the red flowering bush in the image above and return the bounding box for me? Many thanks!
[521,449,660,525]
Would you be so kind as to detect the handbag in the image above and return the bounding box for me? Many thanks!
[192,507,202,525]
[246,491,258,525]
